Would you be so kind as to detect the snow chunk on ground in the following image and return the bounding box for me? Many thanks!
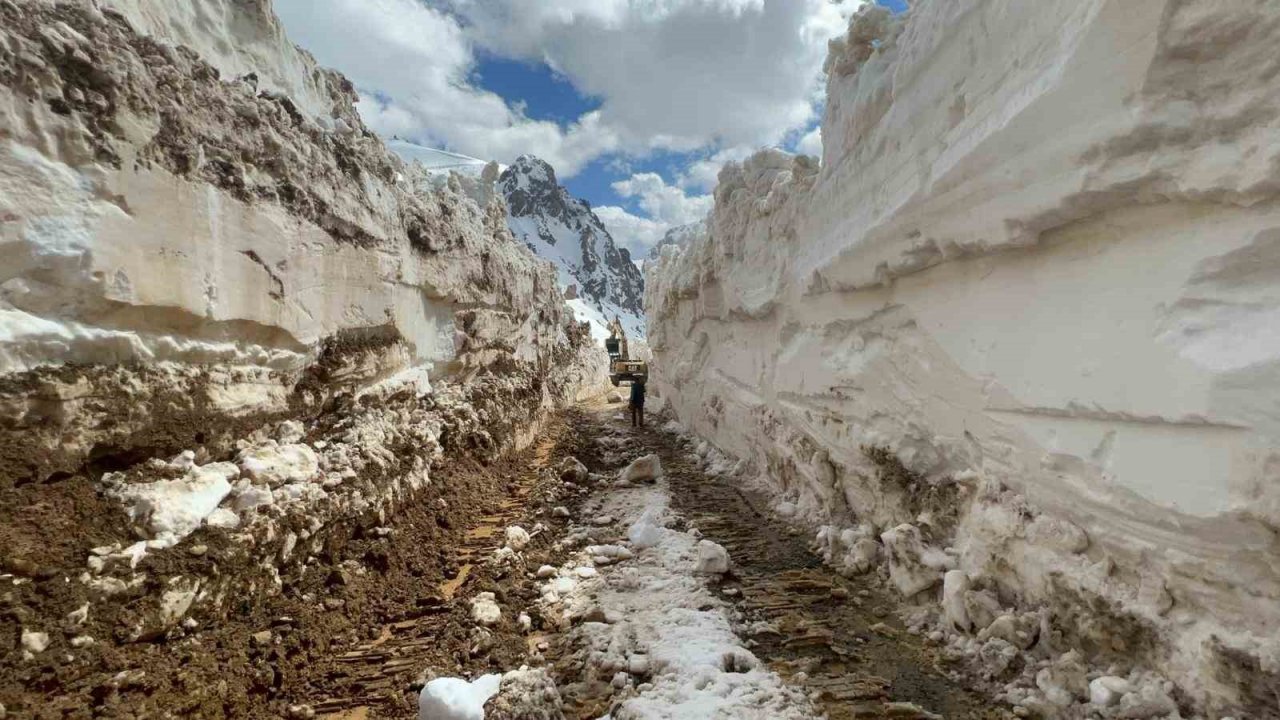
[471,592,501,626]
[627,508,665,549]
[108,462,239,548]
[418,674,501,720]
[237,442,319,487]
[619,454,662,484]
[694,540,730,575]
[484,666,564,719]
[504,525,531,551]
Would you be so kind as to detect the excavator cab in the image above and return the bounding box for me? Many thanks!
[605,316,647,387]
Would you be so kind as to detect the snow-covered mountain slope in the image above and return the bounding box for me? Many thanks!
[647,1,1280,715]
[500,156,646,341]
[647,219,707,263]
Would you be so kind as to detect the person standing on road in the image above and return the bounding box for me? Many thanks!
[629,379,646,428]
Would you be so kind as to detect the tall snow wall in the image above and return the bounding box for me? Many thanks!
[647,0,1280,714]
[0,0,605,697]
[1,0,606,485]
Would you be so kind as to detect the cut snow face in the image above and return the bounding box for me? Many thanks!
[387,140,492,179]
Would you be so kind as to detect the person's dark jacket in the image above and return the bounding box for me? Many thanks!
[630,381,646,406]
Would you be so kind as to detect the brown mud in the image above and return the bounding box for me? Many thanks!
[0,407,595,719]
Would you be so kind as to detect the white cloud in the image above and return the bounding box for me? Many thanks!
[596,171,713,258]
[444,0,860,152]
[612,173,713,226]
[273,0,619,175]
[796,126,823,158]
[594,206,670,259]
[274,0,859,180]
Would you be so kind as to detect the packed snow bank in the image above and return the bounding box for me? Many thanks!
[646,1,1280,715]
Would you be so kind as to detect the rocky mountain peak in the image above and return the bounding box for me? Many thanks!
[499,155,645,337]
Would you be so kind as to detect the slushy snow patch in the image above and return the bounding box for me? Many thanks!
[417,674,501,720]
[550,478,814,717]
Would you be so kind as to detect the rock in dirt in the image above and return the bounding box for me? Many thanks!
[618,454,662,484]
[559,457,589,484]
[607,392,623,403]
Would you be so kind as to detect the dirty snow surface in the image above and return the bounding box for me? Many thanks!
[541,422,815,719]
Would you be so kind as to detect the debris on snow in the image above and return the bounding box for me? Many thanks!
[880,524,940,597]
[483,666,565,719]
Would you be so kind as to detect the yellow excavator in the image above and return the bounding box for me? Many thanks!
[605,315,648,387]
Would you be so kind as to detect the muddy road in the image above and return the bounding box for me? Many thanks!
[2,397,1005,719]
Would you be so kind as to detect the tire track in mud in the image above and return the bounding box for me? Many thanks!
[639,421,1012,720]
